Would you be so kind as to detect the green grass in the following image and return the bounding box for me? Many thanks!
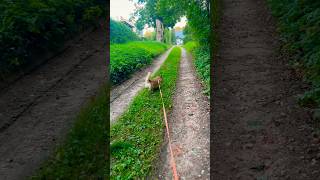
[31,85,108,179]
[110,41,169,84]
[267,0,320,111]
[184,41,210,96]
[110,47,181,179]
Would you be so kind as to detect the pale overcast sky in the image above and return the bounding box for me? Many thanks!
[175,17,187,28]
[110,0,136,20]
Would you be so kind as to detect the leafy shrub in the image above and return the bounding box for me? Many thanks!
[193,47,210,95]
[83,6,103,25]
[110,41,168,84]
[183,24,194,44]
[110,19,139,44]
[184,41,198,52]
[268,0,320,109]
[185,0,210,46]
[0,0,106,76]
[184,41,210,96]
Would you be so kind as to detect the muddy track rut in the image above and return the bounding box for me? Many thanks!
[158,48,210,179]
[211,0,320,179]
[0,28,106,179]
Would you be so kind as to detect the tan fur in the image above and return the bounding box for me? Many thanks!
[148,76,162,90]
[144,72,163,91]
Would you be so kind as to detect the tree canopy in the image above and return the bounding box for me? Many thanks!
[134,0,210,45]
[134,0,184,30]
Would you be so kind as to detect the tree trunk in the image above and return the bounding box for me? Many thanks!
[156,19,164,42]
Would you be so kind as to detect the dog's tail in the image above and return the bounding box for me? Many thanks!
[145,72,151,83]
[145,72,152,89]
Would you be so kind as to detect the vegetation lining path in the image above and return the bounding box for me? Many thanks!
[0,27,106,179]
[110,47,173,123]
[158,48,210,179]
[211,0,320,179]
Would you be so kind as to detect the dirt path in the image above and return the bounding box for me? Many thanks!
[158,47,210,179]
[211,0,320,179]
[110,47,173,123]
[0,27,106,179]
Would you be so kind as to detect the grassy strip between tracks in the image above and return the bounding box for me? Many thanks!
[31,85,108,179]
[110,47,181,179]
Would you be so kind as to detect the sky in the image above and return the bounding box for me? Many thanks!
[174,17,187,29]
[110,0,136,20]
[110,0,187,34]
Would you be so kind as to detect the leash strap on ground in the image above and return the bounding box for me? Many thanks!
[158,80,179,180]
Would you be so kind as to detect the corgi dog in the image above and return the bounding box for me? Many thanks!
[144,72,163,91]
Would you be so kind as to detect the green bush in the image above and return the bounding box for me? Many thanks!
[184,41,198,52]
[183,24,194,44]
[268,0,320,109]
[0,0,106,75]
[110,41,169,84]
[110,47,182,179]
[110,19,139,44]
[184,41,210,96]
[185,1,210,46]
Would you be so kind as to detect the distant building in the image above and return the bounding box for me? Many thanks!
[176,38,183,45]
[175,30,184,45]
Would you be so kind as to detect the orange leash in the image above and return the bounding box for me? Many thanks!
[158,80,179,180]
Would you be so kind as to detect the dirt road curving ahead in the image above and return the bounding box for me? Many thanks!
[0,27,106,179]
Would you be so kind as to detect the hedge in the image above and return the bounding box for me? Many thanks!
[110,41,169,84]
[110,19,139,44]
[0,0,106,76]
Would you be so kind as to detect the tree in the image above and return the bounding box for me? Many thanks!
[134,0,184,42]
[171,29,176,44]
[185,0,210,45]
[164,28,174,44]
[134,0,210,45]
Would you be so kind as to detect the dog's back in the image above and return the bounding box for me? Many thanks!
[144,72,163,90]
[149,76,162,90]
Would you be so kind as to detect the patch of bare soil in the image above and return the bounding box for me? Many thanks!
[211,0,320,179]
[110,47,173,123]
[158,48,210,179]
[0,27,106,179]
